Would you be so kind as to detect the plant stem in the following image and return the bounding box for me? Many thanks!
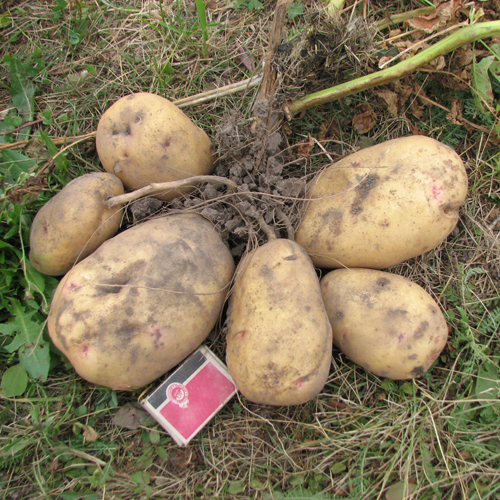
[285,21,500,117]
[105,175,238,208]
[376,6,436,30]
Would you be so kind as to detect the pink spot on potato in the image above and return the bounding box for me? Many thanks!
[295,375,310,388]
[81,345,90,358]
[150,325,165,347]
[66,281,81,292]
[431,183,444,203]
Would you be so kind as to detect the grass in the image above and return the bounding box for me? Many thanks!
[1,0,500,499]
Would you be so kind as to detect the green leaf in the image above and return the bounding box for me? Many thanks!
[20,341,50,382]
[0,437,35,458]
[249,0,263,9]
[69,30,81,45]
[227,480,246,494]
[472,55,495,115]
[386,481,418,500]
[39,130,69,173]
[8,58,35,141]
[475,361,500,400]
[0,150,36,184]
[0,14,11,29]
[1,301,43,353]
[330,462,346,474]
[1,364,28,397]
[287,2,304,19]
[489,61,500,84]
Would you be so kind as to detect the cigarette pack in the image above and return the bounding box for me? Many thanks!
[141,346,237,446]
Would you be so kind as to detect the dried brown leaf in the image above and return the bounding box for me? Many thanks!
[407,0,463,32]
[375,89,399,118]
[83,425,99,443]
[446,98,463,124]
[113,402,154,430]
[294,133,315,157]
[353,105,377,134]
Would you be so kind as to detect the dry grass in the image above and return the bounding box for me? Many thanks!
[1,0,499,499]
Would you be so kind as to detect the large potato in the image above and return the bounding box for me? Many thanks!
[295,136,468,269]
[226,238,332,406]
[96,92,214,201]
[320,268,449,380]
[29,172,124,276]
[47,214,235,390]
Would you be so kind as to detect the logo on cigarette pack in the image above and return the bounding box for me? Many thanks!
[166,383,189,409]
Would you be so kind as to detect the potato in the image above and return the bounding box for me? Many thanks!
[29,172,124,276]
[226,238,332,405]
[295,136,468,269]
[96,92,214,201]
[47,214,235,390]
[320,268,449,380]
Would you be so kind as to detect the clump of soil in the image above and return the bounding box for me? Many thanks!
[167,102,307,257]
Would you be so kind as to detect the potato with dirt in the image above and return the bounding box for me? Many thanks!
[29,172,125,276]
[295,136,468,269]
[47,214,235,390]
[320,268,449,380]
[96,92,214,201]
[226,237,332,406]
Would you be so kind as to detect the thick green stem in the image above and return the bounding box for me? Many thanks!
[285,21,500,118]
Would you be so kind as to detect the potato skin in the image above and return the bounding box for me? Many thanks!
[47,214,235,390]
[226,239,332,406]
[295,136,468,269]
[320,268,449,380]
[96,93,214,201]
[29,172,124,276]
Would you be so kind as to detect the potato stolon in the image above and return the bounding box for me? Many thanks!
[29,172,125,276]
[96,92,214,201]
[48,214,235,390]
[226,237,332,405]
[320,268,449,380]
[295,136,468,269]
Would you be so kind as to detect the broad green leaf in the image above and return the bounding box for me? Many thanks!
[0,437,35,458]
[475,361,500,400]
[39,130,69,173]
[1,301,44,353]
[25,264,46,295]
[489,61,500,84]
[472,56,495,115]
[287,2,305,19]
[330,462,347,474]
[227,480,246,494]
[8,58,35,141]
[1,149,36,185]
[20,341,50,381]
[386,481,418,500]
[0,14,11,29]
[1,364,28,397]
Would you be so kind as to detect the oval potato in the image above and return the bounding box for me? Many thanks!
[29,172,124,276]
[96,93,214,201]
[48,214,235,390]
[320,268,449,380]
[295,136,468,269]
[226,239,332,406]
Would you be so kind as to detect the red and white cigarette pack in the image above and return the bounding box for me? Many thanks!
[141,346,237,446]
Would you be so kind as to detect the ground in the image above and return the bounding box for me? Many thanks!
[0,0,499,499]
